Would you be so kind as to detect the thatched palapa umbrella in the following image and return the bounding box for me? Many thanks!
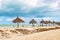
[44,20,51,26]
[13,16,24,27]
[29,19,37,27]
[55,22,60,26]
[48,20,51,26]
[44,21,48,26]
[40,19,44,26]
[52,21,55,26]
[40,20,51,26]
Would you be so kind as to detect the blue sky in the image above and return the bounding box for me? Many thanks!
[0,0,60,24]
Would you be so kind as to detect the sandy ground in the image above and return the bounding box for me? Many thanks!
[12,29,60,40]
[0,26,60,40]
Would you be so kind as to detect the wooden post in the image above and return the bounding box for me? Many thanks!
[17,22,19,28]
[42,23,43,26]
[49,23,50,26]
[32,23,34,27]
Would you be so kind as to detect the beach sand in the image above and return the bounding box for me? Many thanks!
[0,26,60,40]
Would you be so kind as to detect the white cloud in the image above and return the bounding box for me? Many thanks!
[0,0,60,13]
[17,0,60,11]
[0,0,14,12]
[6,17,18,22]
[6,18,13,21]
[17,0,47,8]
[0,0,3,10]
[18,0,38,7]
[48,2,59,10]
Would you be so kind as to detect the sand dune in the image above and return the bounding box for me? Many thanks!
[0,29,59,40]
[0,26,59,40]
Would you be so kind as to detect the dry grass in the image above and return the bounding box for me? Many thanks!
[15,26,60,35]
[0,26,60,39]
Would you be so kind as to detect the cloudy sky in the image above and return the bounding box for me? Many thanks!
[0,0,60,24]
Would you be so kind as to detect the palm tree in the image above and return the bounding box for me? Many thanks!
[29,19,37,27]
[12,16,24,28]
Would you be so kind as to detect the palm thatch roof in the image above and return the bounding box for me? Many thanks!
[44,20,51,24]
[29,19,37,24]
[40,19,44,23]
[44,21,49,24]
[55,22,60,26]
[40,20,51,24]
[13,16,24,23]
